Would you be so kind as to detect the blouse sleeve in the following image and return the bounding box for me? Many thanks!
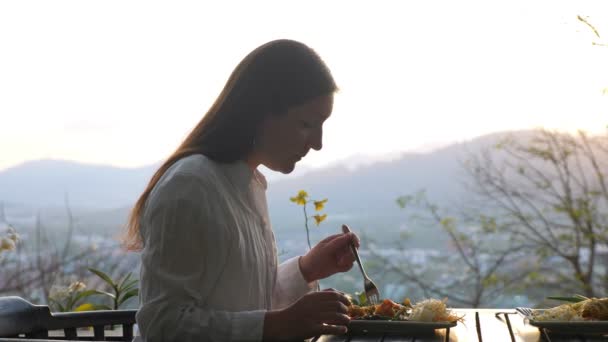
[271,256,318,309]
[136,172,266,342]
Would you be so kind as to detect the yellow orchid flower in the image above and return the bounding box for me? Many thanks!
[313,214,327,226]
[289,190,308,205]
[74,303,95,312]
[313,199,328,211]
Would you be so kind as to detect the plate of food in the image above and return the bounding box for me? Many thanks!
[346,297,461,334]
[516,296,608,334]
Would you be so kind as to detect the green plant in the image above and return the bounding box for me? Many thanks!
[290,190,328,250]
[346,291,370,306]
[88,268,139,310]
[48,281,100,312]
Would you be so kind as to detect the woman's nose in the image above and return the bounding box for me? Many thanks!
[309,129,323,151]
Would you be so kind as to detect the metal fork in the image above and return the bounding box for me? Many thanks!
[342,224,381,305]
[515,307,533,317]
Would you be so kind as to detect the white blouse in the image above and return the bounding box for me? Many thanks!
[135,154,316,342]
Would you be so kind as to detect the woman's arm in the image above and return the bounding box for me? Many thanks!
[271,256,317,309]
[272,232,358,310]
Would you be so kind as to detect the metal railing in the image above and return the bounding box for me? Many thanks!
[0,296,136,341]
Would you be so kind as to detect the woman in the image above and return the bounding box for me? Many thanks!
[124,39,360,341]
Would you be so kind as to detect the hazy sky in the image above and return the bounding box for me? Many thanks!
[1,0,607,172]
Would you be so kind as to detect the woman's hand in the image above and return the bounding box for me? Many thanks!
[299,229,360,282]
[263,290,351,340]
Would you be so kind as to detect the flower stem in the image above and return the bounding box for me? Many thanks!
[303,204,311,251]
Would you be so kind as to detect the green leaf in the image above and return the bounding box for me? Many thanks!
[93,289,117,300]
[88,268,116,289]
[439,217,456,233]
[357,292,368,306]
[121,279,139,292]
[457,233,470,242]
[66,296,76,311]
[73,289,101,304]
[118,289,139,307]
[480,215,498,233]
[396,195,413,209]
[118,273,132,290]
[482,274,499,287]
[536,247,550,259]
[546,295,588,303]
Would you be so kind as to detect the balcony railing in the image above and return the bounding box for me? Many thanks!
[0,296,136,341]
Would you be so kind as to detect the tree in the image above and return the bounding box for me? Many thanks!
[365,129,607,307]
[465,129,608,297]
[576,15,608,96]
[366,190,532,308]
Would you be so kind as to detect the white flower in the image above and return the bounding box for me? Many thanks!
[0,226,19,254]
[0,237,15,251]
[68,281,86,293]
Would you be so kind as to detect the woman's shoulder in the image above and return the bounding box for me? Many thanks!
[172,153,215,172]
[150,154,225,199]
[163,154,222,183]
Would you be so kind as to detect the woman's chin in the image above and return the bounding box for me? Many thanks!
[280,163,296,174]
[264,161,296,174]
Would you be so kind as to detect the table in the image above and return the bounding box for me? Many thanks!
[1,308,606,342]
[313,309,608,342]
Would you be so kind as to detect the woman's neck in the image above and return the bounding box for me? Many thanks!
[244,153,260,171]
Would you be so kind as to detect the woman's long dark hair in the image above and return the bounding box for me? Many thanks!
[124,39,337,250]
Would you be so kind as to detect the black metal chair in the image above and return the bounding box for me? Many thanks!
[0,296,136,341]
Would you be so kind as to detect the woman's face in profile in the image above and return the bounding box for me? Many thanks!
[255,94,333,173]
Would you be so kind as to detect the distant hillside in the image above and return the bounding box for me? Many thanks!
[0,131,526,230]
[0,160,158,209]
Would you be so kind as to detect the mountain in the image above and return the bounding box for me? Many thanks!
[0,160,158,209]
[0,131,522,233]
